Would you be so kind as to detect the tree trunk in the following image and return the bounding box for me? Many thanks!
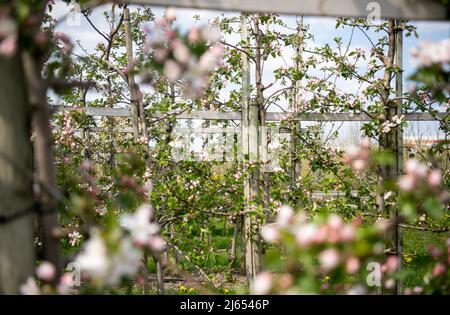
[123,7,140,142]
[379,19,403,295]
[0,54,35,294]
[23,51,61,278]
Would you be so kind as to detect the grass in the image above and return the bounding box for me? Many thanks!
[402,229,447,287]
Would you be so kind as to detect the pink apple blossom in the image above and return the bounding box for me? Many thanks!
[172,39,191,64]
[340,224,356,242]
[148,236,166,253]
[405,159,427,177]
[164,59,182,82]
[427,169,442,188]
[20,277,40,295]
[0,36,17,57]
[188,27,202,43]
[351,159,366,171]
[319,248,340,271]
[327,214,344,230]
[154,48,168,62]
[36,261,56,281]
[432,263,445,277]
[383,256,398,273]
[397,174,416,192]
[345,257,360,274]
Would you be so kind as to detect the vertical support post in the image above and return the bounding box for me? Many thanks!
[252,14,270,222]
[155,256,165,294]
[0,54,35,294]
[245,100,262,290]
[381,19,401,295]
[23,51,61,279]
[241,13,262,289]
[290,16,304,206]
[123,7,140,142]
[394,19,404,295]
[241,12,250,277]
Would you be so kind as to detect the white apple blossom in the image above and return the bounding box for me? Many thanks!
[200,25,221,42]
[120,205,159,246]
[165,7,176,21]
[108,238,142,286]
[68,231,82,246]
[383,191,393,200]
[75,230,110,281]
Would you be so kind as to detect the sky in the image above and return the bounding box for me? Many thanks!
[49,1,450,145]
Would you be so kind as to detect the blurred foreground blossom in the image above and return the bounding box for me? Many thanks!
[143,15,223,98]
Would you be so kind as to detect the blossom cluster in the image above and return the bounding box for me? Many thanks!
[256,205,389,294]
[342,138,371,171]
[74,204,165,288]
[381,114,404,134]
[20,205,166,294]
[410,39,450,67]
[143,11,224,98]
[397,159,442,192]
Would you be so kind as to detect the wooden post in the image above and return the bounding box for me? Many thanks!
[379,19,400,295]
[241,12,250,277]
[0,54,36,294]
[290,16,304,205]
[123,7,140,141]
[241,13,262,286]
[244,100,262,290]
[23,51,61,279]
[252,14,270,222]
[394,19,404,295]
[230,216,240,266]
[154,255,165,294]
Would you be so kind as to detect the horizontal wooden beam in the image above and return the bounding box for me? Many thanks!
[119,0,448,20]
[266,112,447,121]
[53,106,446,122]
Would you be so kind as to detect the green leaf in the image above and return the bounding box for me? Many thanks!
[423,197,444,221]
